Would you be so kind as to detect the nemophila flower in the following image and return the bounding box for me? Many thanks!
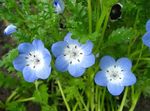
[13,39,51,82]
[51,32,95,77]
[53,0,65,14]
[4,24,17,35]
[94,56,136,96]
[142,20,150,47]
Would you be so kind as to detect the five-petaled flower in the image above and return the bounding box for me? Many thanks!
[4,24,17,35]
[13,39,51,82]
[94,56,136,96]
[51,32,95,77]
[53,0,65,14]
[142,20,150,47]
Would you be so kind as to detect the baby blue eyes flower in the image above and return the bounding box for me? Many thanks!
[142,20,150,47]
[51,32,95,77]
[4,24,17,35]
[13,39,51,82]
[53,0,65,14]
[94,56,136,96]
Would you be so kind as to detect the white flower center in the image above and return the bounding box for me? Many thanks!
[25,51,44,70]
[63,44,84,65]
[106,65,124,84]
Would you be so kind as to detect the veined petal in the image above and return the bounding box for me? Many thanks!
[35,65,51,79]
[68,64,85,77]
[122,72,136,86]
[55,55,69,72]
[32,39,44,50]
[146,20,150,32]
[51,41,67,57]
[107,83,124,96]
[13,54,27,71]
[142,32,150,47]
[23,67,38,82]
[80,54,95,68]
[81,40,93,55]
[18,43,34,54]
[64,32,80,45]
[116,58,132,71]
[100,56,115,70]
[94,71,107,86]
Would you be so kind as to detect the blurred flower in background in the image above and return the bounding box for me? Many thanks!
[51,32,95,77]
[142,20,150,47]
[94,56,136,96]
[53,0,65,14]
[13,39,51,82]
[4,24,17,36]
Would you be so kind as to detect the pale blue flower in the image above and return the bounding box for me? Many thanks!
[142,20,150,47]
[13,39,51,82]
[94,56,136,96]
[4,24,17,35]
[53,0,64,14]
[51,32,95,77]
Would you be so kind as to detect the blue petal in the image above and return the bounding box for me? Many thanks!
[142,32,150,47]
[81,41,93,55]
[122,72,136,86]
[23,67,37,82]
[116,57,132,71]
[18,43,34,54]
[64,32,80,45]
[146,20,150,32]
[13,54,27,71]
[68,64,85,77]
[54,0,64,14]
[80,54,95,68]
[100,56,115,70]
[94,71,107,86]
[42,48,51,66]
[32,39,44,50]
[4,24,17,35]
[55,55,69,72]
[107,83,124,96]
[35,65,51,79]
[51,41,67,57]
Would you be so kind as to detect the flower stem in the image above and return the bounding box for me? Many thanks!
[117,87,128,111]
[100,88,106,111]
[88,0,92,33]
[6,88,18,103]
[57,80,71,111]
[16,97,35,103]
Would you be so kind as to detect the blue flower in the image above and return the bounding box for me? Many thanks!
[13,39,51,82]
[94,56,136,96]
[142,20,150,47]
[53,0,65,14]
[51,32,95,77]
[4,24,17,35]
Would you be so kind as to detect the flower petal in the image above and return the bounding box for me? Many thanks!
[107,83,124,96]
[42,48,51,66]
[64,32,80,45]
[80,54,95,68]
[18,43,34,54]
[55,55,69,72]
[122,72,136,86]
[23,67,38,82]
[35,65,51,79]
[94,71,107,86]
[51,41,67,57]
[4,24,17,35]
[32,39,44,50]
[142,32,150,47]
[116,57,132,71]
[100,56,115,70]
[146,20,150,32]
[68,64,85,77]
[81,41,93,55]
[13,54,27,71]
